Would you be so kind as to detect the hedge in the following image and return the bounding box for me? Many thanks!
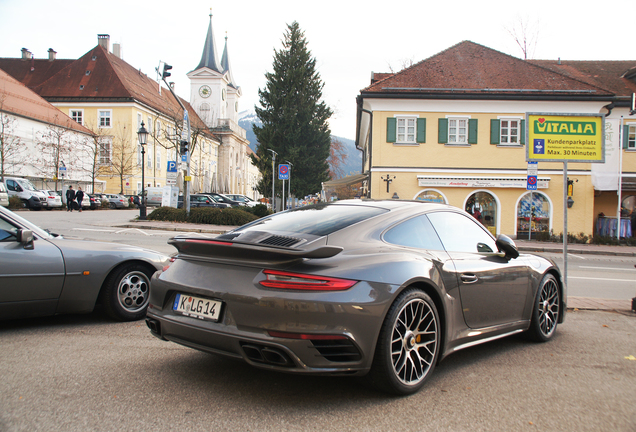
[147,206,258,226]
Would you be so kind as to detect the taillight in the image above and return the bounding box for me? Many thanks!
[260,270,357,291]
[162,257,176,272]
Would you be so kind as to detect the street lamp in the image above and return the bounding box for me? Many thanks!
[268,149,277,212]
[137,121,148,220]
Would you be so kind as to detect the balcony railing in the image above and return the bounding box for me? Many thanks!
[211,118,246,139]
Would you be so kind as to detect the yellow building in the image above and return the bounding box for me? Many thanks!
[356,41,636,239]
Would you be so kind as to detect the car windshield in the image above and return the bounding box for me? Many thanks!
[18,179,37,191]
[233,203,388,237]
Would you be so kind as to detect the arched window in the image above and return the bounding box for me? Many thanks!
[516,192,551,240]
[465,191,497,236]
[414,190,446,204]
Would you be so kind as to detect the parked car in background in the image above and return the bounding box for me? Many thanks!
[104,194,128,209]
[4,177,47,210]
[177,194,231,209]
[223,194,258,207]
[0,205,169,321]
[139,187,164,207]
[82,195,100,210]
[0,182,9,207]
[147,200,564,395]
[204,192,242,207]
[40,190,63,210]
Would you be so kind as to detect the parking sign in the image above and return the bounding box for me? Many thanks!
[278,164,289,180]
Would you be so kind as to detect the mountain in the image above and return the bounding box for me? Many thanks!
[238,110,361,178]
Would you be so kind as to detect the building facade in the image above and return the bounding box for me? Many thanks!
[356,41,636,238]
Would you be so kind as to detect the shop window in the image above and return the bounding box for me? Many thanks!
[414,190,446,204]
[465,191,497,236]
[517,192,551,240]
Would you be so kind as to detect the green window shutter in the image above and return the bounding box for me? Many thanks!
[416,118,426,143]
[490,119,500,145]
[624,125,630,149]
[468,119,478,144]
[520,120,526,145]
[438,118,448,144]
[386,118,396,143]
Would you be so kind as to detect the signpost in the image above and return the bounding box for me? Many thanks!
[526,113,605,290]
[279,164,289,211]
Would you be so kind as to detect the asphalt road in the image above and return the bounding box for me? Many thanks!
[0,309,634,431]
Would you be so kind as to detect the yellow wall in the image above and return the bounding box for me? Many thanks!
[369,111,599,237]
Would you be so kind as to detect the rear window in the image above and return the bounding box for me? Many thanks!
[234,203,387,237]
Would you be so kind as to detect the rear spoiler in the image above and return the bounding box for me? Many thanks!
[168,238,343,263]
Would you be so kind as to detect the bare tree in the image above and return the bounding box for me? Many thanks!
[0,94,28,182]
[505,15,540,60]
[80,120,110,193]
[36,117,83,190]
[386,57,416,74]
[105,124,137,194]
[327,137,347,180]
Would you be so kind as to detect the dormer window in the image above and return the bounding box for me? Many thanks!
[79,85,85,90]
[92,56,97,61]
[85,70,91,76]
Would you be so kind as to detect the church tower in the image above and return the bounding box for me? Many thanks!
[188,10,241,128]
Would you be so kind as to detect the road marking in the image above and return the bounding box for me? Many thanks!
[115,228,151,236]
[567,254,586,260]
[569,276,634,282]
[73,228,116,232]
[578,266,636,271]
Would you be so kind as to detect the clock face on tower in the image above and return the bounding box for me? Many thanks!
[199,85,211,98]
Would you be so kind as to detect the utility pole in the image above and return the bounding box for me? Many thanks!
[268,149,277,212]
[285,160,293,209]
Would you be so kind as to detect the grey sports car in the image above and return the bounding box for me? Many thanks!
[146,200,564,395]
[0,205,168,321]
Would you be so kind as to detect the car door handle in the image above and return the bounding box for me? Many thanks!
[460,274,479,284]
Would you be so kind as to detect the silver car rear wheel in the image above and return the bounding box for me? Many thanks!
[369,289,440,395]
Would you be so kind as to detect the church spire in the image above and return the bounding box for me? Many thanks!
[221,32,238,89]
[195,9,222,73]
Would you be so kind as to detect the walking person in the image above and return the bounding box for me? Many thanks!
[66,185,76,212]
[76,186,84,212]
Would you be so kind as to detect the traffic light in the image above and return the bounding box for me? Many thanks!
[162,63,172,79]
[179,140,188,155]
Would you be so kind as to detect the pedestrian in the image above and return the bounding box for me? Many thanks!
[76,186,84,212]
[66,185,76,212]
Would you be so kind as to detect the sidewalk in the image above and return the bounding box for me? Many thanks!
[119,219,636,313]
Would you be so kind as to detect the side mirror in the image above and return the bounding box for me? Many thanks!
[17,229,34,249]
[496,234,519,259]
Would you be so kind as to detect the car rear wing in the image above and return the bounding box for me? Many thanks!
[168,237,343,265]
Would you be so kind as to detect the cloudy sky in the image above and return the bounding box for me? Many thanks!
[1,0,633,139]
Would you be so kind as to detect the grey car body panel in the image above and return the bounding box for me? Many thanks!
[0,206,168,319]
[147,200,565,375]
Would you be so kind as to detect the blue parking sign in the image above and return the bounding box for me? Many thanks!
[167,161,177,172]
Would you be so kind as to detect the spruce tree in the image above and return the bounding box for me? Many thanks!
[251,21,333,201]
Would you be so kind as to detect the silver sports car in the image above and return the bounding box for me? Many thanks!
[0,205,168,321]
[146,200,564,395]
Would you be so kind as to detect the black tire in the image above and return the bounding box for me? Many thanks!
[109,202,116,209]
[99,263,154,321]
[527,273,560,342]
[368,289,440,395]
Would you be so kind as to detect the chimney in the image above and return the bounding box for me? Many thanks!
[112,43,121,58]
[21,48,32,60]
[97,34,110,51]
[48,48,57,61]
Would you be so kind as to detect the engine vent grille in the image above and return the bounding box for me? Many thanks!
[258,235,302,248]
[311,339,362,362]
[216,233,241,241]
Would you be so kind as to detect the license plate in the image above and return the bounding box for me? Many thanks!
[173,293,222,321]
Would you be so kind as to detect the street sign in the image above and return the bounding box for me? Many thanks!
[527,161,538,176]
[181,155,187,162]
[278,164,289,180]
[527,175,538,191]
[167,161,177,172]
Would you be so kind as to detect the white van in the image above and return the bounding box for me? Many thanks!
[139,187,163,207]
[4,177,47,210]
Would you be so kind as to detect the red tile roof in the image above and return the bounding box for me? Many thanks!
[528,60,636,96]
[362,41,617,97]
[0,58,75,89]
[0,68,93,135]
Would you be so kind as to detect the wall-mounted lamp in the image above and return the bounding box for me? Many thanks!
[567,197,574,208]
[392,192,399,199]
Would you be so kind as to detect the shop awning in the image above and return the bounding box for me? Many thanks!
[322,173,368,188]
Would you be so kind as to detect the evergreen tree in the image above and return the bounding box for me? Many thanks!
[251,21,333,200]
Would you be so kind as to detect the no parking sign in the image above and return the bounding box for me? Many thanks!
[278,164,289,180]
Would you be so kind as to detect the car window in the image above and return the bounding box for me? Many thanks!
[234,203,388,237]
[384,215,444,251]
[0,217,18,241]
[427,211,497,253]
